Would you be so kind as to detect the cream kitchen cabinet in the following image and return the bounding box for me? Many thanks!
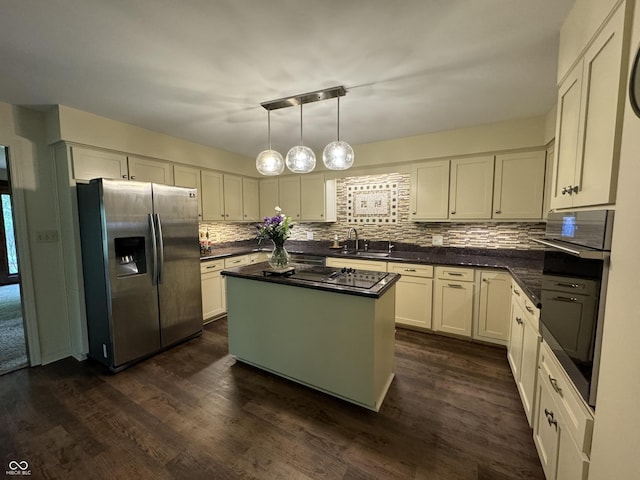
[128,156,174,184]
[449,156,494,220]
[174,164,203,219]
[223,174,244,221]
[475,270,512,345]
[533,341,593,480]
[278,176,301,220]
[388,262,434,330]
[326,257,387,273]
[410,160,450,221]
[300,174,337,222]
[433,266,475,337]
[550,4,628,209]
[201,170,225,221]
[242,178,260,222]
[259,178,279,219]
[493,151,546,220]
[201,259,226,322]
[507,281,541,427]
[71,146,128,182]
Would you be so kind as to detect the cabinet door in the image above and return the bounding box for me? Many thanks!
[519,314,541,426]
[476,271,512,344]
[128,157,174,184]
[507,301,525,380]
[543,144,555,220]
[556,422,590,480]
[433,279,474,337]
[201,171,225,221]
[300,173,326,221]
[259,178,279,219]
[493,151,545,219]
[223,174,243,221]
[534,376,561,480]
[278,176,301,220]
[395,276,433,330]
[551,62,583,210]
[411,160,449,220]
[174,165,202,219]
[71,147,128,182]
[242,178,260,223]
[201,269,225,321]
[449,156,494,219]
[574,5,625,207]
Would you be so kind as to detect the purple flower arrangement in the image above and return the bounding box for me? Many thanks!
[256,207,294,246]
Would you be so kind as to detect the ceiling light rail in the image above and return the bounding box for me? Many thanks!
[256,85,354,176]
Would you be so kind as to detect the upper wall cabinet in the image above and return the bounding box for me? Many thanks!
[71,147,128,182]
[222,174,244,221]
[174,164,203,219]
[201,171,225,221]
[259,178,279,220]
[260,175,336,223]
[411,160,450,221]
[449,156,495,220]
[493,151,546,220]
[242,178,260,223]
[278,176,301,220]
[128,156,174,184]
[551,4,629,209]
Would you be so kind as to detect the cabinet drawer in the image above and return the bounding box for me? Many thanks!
[224,255,250,268]
[539,341,594,456]
[201,259,224,273]
[388,263,433,278]
[512,280,540,324]
[326,257,387,272]
[435,266,474,282]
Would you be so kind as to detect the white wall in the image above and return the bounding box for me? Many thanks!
[0,102,71,365]
[588,1,640,477]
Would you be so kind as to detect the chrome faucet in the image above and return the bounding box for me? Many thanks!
[347,227,359,251]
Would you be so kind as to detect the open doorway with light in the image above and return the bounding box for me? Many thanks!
[0,145,28,374]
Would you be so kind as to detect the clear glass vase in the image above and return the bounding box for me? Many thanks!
[268,240,290,271]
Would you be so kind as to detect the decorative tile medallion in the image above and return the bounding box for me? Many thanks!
[347,183,398,224]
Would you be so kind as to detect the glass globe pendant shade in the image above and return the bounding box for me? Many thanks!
[322,140,354,170]
[256,149,284,176]
[285,145,316,173]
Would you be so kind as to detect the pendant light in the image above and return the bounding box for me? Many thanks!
[256,110,284,176]
[285,103,316,173]
[323,96,354,170]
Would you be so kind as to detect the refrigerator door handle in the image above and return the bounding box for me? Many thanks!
[155,213,165,285]
[149,213,158,286]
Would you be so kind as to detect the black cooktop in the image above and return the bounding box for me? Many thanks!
[288,266,389,289]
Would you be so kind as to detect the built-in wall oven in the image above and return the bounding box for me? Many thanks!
[532,210,614,408]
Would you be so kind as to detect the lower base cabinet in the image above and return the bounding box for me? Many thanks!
[433,267,474,337]
[201,259,225,321]
[475,270,511,345]
[388,263,433,329]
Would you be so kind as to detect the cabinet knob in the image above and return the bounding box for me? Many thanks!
[572,185,579,194]
[516,316,523,325]
[450,211,456,215]
[122,174,128,179]
[495,210,501,214]
[131,176,136,180]
[561,186,567,195]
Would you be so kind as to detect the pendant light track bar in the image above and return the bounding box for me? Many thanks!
[261,86,346,111]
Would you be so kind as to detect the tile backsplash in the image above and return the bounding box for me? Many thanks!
[200,172,546,250]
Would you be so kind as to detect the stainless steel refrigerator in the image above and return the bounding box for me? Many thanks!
[77,178,203,371]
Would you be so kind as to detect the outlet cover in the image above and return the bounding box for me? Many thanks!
[432,235,443,246]
[306,231,314,240]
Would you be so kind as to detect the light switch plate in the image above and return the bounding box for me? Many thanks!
[432,235,443,246]
[306,231,314,240]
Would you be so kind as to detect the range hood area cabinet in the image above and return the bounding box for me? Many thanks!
[410,151,546,222]
[259,174,336,222]
[550,2,630,210]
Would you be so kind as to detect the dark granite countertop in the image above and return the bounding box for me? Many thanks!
[221,263,401,299]
[204,240,543,307]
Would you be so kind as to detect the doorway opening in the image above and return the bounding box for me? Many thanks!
[0,145,28,374]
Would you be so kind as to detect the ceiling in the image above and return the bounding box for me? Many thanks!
[0,0,575,162]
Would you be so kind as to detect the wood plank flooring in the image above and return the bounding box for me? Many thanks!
[0,319,544,479]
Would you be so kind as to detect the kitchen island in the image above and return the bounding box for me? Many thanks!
[222,263,400,411]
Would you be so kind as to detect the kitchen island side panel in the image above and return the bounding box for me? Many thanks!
[226,276,395,411]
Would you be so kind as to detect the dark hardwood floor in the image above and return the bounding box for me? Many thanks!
[0,319,544,480]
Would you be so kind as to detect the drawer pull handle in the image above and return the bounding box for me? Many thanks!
[404,268,417,272]
[447,284,463,289]
[514,289,521,296]
[548,375,563,396]
[525,305,534,313]
[447,272,464,277]
[206,265,217,269]
[556,282,580,289]
[554,296,578,303]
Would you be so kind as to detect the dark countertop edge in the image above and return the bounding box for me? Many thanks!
[205,245,542,308]
[222,265,401,299]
